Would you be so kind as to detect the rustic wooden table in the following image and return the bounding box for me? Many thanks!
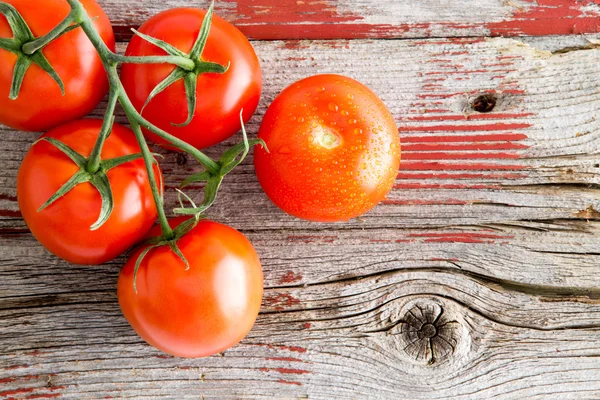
[2,1,600,399]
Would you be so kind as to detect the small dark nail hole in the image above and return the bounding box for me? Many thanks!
[594,163,600,168]
[176,153,188,166]
[472,94,497,113]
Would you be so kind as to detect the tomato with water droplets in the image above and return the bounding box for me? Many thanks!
[254,74,401,222]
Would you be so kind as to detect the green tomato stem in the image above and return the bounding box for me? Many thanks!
[129,119,174,240]
[87,87,119,174]
[21,11,76,55]
[109,53,196,72]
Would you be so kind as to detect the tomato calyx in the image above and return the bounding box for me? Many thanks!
[174,111,267,216]
[135,0,230,128]
[132,215,203,293]
[34,136,151,231]
[0,2,70,99]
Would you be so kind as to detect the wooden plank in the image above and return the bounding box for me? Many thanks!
[97,0,600,41]
[1,36,600,398]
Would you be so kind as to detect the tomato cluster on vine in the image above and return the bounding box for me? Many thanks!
[0,0,400,358]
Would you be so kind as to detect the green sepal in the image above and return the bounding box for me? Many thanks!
[10,56,32,100]
[136,0,228,127]
[0,2,65,99]
[168,242,190,270]
[173,112,266,217]
[172,72,197,127]
[36,137,87,168]
[140,67,187,114]
[37,169,90,212]
[88,172,113,231]
[133,244,159,294]
[131,28,187,57]
[100,153,144,171]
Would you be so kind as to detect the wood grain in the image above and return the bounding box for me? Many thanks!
[98,0,600,41]
[1,34,600,399]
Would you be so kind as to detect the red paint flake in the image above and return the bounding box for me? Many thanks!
[278,271,303,284]
[26,350,42,357]
[0,388,35,397]
[402,142,528,151]
[0,210,22,217]
[277,379,302,386]
[0,377,15,383]
[0,194,17,202]
[273,368,310,375]
[264,294,300,311]
[409,232,513,239]
[487,0,600,36]
[4,365,28,370]
[25,394,62,399]
[404,113,534,122]
[397,172,526,180]
[399,123,531,132]
[402,151,521,160]
[370,239,392,243]
[266,357,303,362]
[401,133,528,143]
[302,323,311,329]
[400,162,526,171]
[259,367,269,372]
[283,346,307,353]
[501,89,526,95]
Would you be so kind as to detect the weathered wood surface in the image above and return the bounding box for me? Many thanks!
[101,0,600,40]
[2,7,600,400]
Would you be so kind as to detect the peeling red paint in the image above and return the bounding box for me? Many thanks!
[25,394,62,399]
[402,151,521,160]
[401,133,528,143]
[399,122,531,132]
[0,388,35,397]
[287,235,336,243]
[487,0,600,36]
[302,323,311,329]
[404,113,534,122]
[0,193,17,202]
[278,271,303,284]
[0,209,22,217]
[264,294,300,310]
[400,162,526,171]
[403,142,528,151]
[274,368,310,375]
[277,379,302,386]
[266,357,303,362]
[0,377,15,384]
[397,172,526,180]
[408,232,515,244]
[4,365,28,370]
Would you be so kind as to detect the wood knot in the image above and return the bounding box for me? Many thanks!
[392,299,462,365]
[471,93,497,113]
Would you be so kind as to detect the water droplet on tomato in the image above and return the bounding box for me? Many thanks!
[328,102,338,112]
[277,146,292,155]
[354,128,363,134]
[348,119,357,125]
[341,110,349,116]
[298,117,305,122]
[347,93,354,99]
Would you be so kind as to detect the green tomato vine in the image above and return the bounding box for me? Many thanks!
[0,0,265,259]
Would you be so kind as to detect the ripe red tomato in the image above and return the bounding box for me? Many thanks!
[0,0,115,132]
[17,119,160,265]
[121,8,262,150]
[118,217,263,358]
[254,74,401,222]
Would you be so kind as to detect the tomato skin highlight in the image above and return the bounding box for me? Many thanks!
[118,217,263,358]
[0,0,115,132]
[121,8,262,150]
[17,119,160,265]
[254,74,401,222]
